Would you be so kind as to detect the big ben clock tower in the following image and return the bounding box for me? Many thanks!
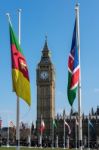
[36,38,55,137]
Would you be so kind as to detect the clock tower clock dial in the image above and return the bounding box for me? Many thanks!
[40,71,48,80]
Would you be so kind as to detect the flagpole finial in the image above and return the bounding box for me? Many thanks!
[6,13,12,25]
[6,13,10,19]
[75,2,80,11]
[6,13,10,17]
[18,9,22,12]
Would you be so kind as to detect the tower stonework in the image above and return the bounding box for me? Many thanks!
[36,39,55,137]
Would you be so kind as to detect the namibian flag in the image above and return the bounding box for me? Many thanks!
[9,23,31,106]
[67,20,80,106]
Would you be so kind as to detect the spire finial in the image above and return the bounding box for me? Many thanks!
[45,33,48,43]
[42,34,49,52]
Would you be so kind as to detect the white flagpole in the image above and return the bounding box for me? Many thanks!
[52,118,54,149]
[6,11,21,150]
[40,115,42,148]
[75,4,82,150]
[56,135,58,148]
[6,113,9,147]
[18,9,21,45]
[29,123,31,148]
[63,118,65,149]
[6,12,14,148]
[16,96,20,150]
[16,9,22,150]
[6,13,12,26]
[88,117,90,150]
[75,118,77,150]
[0,119,2,147]
[67,135,69,149]
[7,122,9,147]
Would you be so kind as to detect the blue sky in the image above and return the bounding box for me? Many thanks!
[0,0,99,127]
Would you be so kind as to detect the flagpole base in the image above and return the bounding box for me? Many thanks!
[7,144,9,147]
[79,140,83,150]
[16,140,20,150]
[16,139,19,146]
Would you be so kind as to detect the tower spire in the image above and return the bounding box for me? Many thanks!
[45,34,47,42]
[43,35,49,52]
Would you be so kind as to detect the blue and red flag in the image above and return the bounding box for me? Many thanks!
[67,20,80,106]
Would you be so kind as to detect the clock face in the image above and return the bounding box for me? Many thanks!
[40,71,48,80]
